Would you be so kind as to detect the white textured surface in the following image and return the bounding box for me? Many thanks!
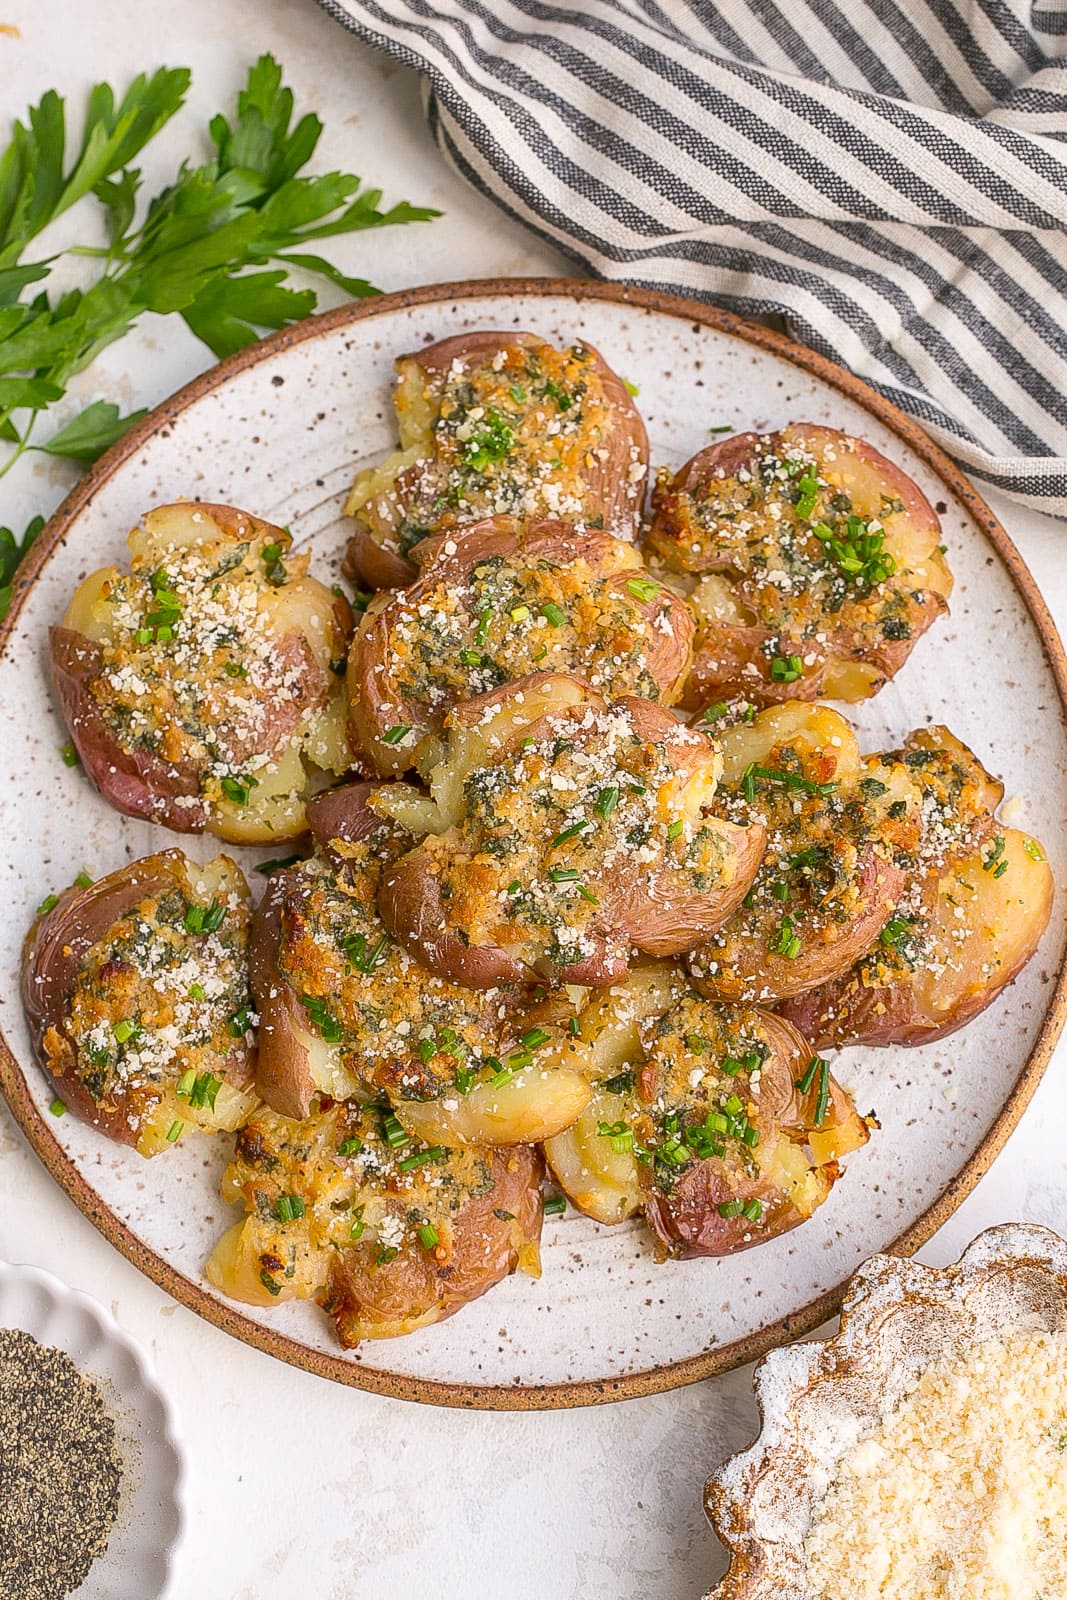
[0,4,1066,1598]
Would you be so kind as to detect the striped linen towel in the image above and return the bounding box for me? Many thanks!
[315,0,1067,516]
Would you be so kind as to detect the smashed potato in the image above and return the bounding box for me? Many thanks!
[646,424,952,709]
[22,851,259,1156]
[780,727,1053,1047]
[206,1100,543,1342]
[378,676,766,987]
[688,702,920,1003]
[252,783,593,1144]
[52,502,353,841]
[344,331,648,587]
[348,516,694,776]
[545,964,868,1254]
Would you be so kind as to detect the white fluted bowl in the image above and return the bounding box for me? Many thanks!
[0,1260,185,1599]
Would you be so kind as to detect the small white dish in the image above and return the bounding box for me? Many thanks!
[0,1260,185,1600]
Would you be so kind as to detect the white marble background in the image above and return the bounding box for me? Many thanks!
[1,4,1065,1597]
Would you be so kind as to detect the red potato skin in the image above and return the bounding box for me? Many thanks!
[347,516,695,778]
[322,1143,545,1346]
[21,852,255,1143]
[248,867,320,1120]
[305,782,386,857]
[51,626,210,831]
[399,331,650,539]
[379,681,766,989]
[640,1014,862,1258]
[343,524,417,591]
[344,331,650,591]
[691,848,908,1005]
[648,425,948,708]
[778,872,1053,1050]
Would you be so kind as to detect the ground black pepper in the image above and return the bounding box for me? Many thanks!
[0,1328,123,1600]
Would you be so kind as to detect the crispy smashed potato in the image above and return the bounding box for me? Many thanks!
[545,964,868,1254]
[646,424,952,709]
[780,727,1053,1047]
[206,1100,543,1342]
[378,675,766,988]
[52,502,353,842]
[348,515,693,776]
[252,783,593,1143]
[22,851,259,1156]
[688,702,920,1003]
[344,331,649,587]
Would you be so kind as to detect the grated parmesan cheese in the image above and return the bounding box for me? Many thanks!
[804,1326,1067,1600]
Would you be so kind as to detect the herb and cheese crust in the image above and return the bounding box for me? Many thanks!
[348,515,694,777]
[21,851,259,1157]
[647,423,953,709]
[205,1099,543,1343]
[379,679,766,989]
[780,726,1054,1047]
[543,964,868,1255]
[52,502,353,842]
[343,331,649,588]
[688,702,922,1004]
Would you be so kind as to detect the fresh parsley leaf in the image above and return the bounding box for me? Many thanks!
[35,399,147,463]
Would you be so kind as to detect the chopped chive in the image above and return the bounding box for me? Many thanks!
[397,1145,446,1172]
[188,982,206,1001]
[458,648,485,667]
[667,819,684,840]
[700,701,729,723]
[228,1007,254,1037]
[575,884,599,904]
[769,653,804,684]
[993,860,1009,878]
[220,774,258,806]
[509,384,527,404]
[549,867,581,883]
[175,1069,197,1099]
[338,1137,363,1158]
[602,1067,635,1095]
[381,1112,408,1148]
[742,1198,764,1223]
[795,1057,820,1095]
[49,1098,66,1117]
[114,1018,140,1044]
[540,601,567,628]
[418,1224,440,1250]
[454,1066,476,1094]
[551,821,589,849]
[376,1245,400,1266]
[349,1207,365,1240]
[475,606,492,646]
[768,916,801,959]
[521,1028,551,1050]
[224,660,248,679]
[543,1193,566,1216]
[74,870,93,890]
[60,742,80,767]
[165,1120,184,1143]
[622,378,640,396]
[625,576,660,602]
[568,1017,581,1038]
[594,785,619,819]
[509,604,530,622]
[1024,839,1045,862]
[259,1269,281,1296]
[709,424,733,434]
[382,725,412,746]
[36,893,58,916]
[717,1199,743,1219]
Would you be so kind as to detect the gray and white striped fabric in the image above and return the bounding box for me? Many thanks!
[316,0,1067,515]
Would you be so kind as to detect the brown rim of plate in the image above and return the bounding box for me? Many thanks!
[1,277,1065,1411]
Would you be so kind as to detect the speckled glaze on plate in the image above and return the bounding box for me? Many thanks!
[0,1259,185,1598]
[0,280,1065,1410]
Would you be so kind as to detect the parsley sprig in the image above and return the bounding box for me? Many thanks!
[0,53,437,606]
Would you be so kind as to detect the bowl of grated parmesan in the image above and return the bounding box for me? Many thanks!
[705,1221,1067,1600]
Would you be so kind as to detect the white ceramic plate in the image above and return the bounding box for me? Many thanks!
[0,1260,185,1597]
[1,281,1065,1408]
